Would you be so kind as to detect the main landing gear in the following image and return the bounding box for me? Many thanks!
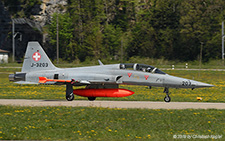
[65,83,97,101]
[66,84,74,101]
[66,93,74,101]
[88,97,96,101]
[163,87,171,103]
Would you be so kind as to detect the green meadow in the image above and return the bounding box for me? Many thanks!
[0,106,224,140]
[0,68,224,102]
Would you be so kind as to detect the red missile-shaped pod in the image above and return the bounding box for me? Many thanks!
[73,88,134,98]
[39,77,71,83]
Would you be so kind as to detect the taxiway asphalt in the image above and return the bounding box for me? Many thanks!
[0,99,225,109]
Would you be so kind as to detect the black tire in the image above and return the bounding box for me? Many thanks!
[66,93,74,101]
[164,96,171,103]
[88,97,96,101]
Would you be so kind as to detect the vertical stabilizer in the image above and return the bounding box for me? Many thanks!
[21,42,57,72]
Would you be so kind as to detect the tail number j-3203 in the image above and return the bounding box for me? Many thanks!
[31,63,48,67]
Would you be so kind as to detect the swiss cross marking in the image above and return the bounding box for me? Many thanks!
[32,52,41,62]
[127,73,132,77]
[144,75,149,80]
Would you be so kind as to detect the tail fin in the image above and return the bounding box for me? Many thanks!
[21,42,57,72]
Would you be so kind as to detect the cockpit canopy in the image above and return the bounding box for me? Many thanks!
[120,63,166,74]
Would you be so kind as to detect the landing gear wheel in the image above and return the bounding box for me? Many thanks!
[66,93,74,101]
[163,87,171,103]
[88,97,96,101]
[164,96,171,103]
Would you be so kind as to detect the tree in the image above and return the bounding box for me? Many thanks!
[48,13,74,61]
[127,0,181,59]
[179,0,224,61]
[103,24,122,58]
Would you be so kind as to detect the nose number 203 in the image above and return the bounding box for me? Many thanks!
[182,80,191,86]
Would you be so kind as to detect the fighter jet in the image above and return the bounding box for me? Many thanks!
[9,42,214,102]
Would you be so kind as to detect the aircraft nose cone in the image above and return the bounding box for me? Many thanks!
[196,82,214,88]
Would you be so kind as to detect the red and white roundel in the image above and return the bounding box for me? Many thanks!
[32,52,41,62]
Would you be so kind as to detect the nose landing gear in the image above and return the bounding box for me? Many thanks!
[163,87,171,102]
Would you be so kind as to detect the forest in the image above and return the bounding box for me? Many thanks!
[2,0,225,63]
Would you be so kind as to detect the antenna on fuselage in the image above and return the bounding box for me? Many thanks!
[98,60,104,65]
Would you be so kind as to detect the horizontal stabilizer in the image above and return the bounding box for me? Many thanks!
[15,81,39,84]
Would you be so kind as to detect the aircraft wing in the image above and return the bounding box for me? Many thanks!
[38,77,91,85]
[38,75,122,85]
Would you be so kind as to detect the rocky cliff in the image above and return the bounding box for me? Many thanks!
[0,0,67,61]
[33,0,68,26]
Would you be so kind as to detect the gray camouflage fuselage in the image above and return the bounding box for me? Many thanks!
[24,64,212,89]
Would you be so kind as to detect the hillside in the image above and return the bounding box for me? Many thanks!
[1,0,225,63]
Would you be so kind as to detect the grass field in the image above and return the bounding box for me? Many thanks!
[0,106,224,140]
[0,68,224,102]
